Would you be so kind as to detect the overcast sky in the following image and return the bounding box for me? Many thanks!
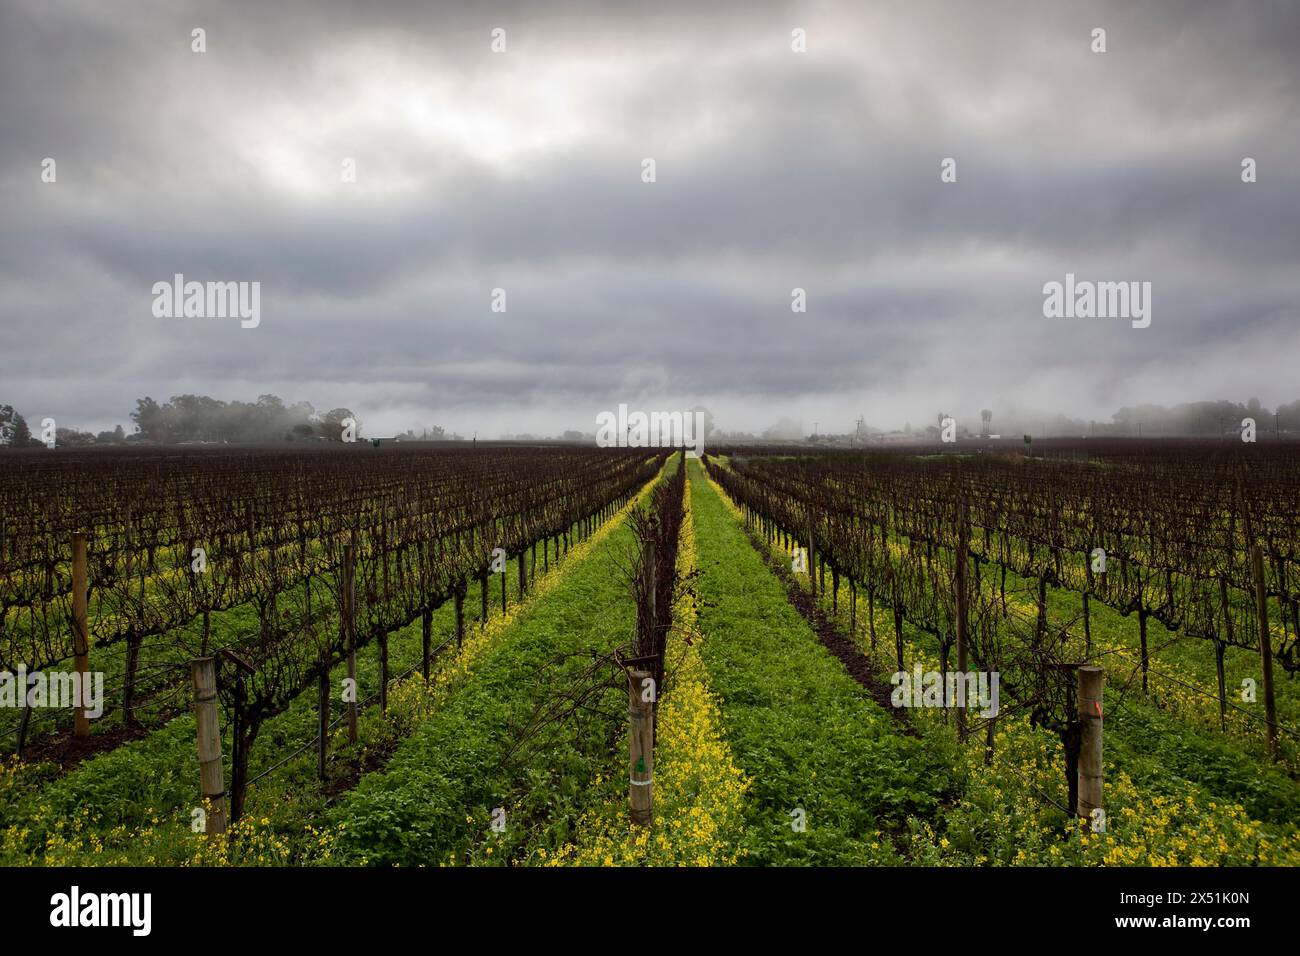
[2,0,1297,438]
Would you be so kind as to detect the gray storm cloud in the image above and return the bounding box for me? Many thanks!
[1,0,1297,438]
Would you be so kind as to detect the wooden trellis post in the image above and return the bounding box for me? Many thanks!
[422,607,432,681]
[807,512,817,599]
[629,667,654,827]
[1216,577,1233,732]
[849,579,857,634]
[190,656,227,834]
[317,665,329,780]
[955,505,970,741]
[629,540,656,826]
[71,532,91,738]
[1077,665,1104,831]
[16,673,35,756]
[1252,547,1279,761]
[454,585,466,648]
[343,544,358,744]
[378,632,389,714]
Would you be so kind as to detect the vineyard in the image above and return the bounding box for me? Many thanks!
[1,441,1297,866]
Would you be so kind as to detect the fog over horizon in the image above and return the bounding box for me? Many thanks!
[3,0,1297,440]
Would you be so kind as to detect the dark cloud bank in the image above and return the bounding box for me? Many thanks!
[1,0,1297,439]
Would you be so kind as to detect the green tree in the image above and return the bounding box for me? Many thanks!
[1,405,38,447]
[319,408,358,441]
[131,397,166,441]
[0,403,16,445]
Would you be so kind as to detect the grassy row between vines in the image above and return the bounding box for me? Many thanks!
[322,460,672,865]
[0,486,645,865]
[688,459,960,864]
[722,465,1300,864]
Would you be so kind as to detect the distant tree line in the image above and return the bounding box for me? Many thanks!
[1108,398,1300,436]
[393,425,467,441]
[129,395,359,443]
[5,395,1300,449]
[0,395,360,447]
[922,398,1300,440]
